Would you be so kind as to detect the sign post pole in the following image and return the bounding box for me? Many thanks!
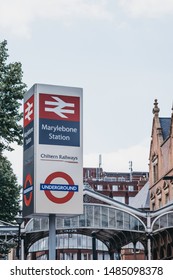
[49,214,56,260]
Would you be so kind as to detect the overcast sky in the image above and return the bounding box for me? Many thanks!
[1,0,173,184]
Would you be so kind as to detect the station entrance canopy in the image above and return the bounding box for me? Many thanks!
[24,187,173,259]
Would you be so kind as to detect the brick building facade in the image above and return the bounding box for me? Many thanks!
[149,99,173,259]
[149,99,173,210]
[83,167,148,205]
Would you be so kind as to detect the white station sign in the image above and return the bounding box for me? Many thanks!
[23,84,83,217]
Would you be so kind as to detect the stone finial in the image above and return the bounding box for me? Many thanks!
[152,99,160,116]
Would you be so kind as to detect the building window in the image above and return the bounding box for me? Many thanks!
[97,185,103,191]
[152,154,158,183]
[165,193,169,204]
[112,185,118,191]
[118,177,125,182]
[81,253,92,260]
[128,185,134,191]
[152,203,155,211]
[158,199,162,208]
[153,163,158,183]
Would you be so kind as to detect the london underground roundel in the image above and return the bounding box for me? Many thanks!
[24,174,33,207]
[44,172,75,204]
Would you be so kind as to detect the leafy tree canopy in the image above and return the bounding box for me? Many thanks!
[0,40,25,256]
[0,40,26,152]
[0,154,20,222]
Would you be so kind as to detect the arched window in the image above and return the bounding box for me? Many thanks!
[152,154,158,183]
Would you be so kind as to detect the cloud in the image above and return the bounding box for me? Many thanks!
[1,0,172,38]
[84,138,150,172]
[118,0,173,18]
[0,0,112,38]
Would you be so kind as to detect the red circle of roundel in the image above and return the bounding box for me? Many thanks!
[24,174,33,207]
[44,172,75,204]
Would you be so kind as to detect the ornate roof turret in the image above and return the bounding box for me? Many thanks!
[152,99,160,116]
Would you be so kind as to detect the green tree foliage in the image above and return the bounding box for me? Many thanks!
[0,40,25,257]
[0,154,20,222]
[0,39,24,219]
[0,40,26,152]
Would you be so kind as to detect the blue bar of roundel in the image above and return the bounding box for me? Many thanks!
[40,184,79,192]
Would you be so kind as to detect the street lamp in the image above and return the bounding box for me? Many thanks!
[15,211,24,260]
